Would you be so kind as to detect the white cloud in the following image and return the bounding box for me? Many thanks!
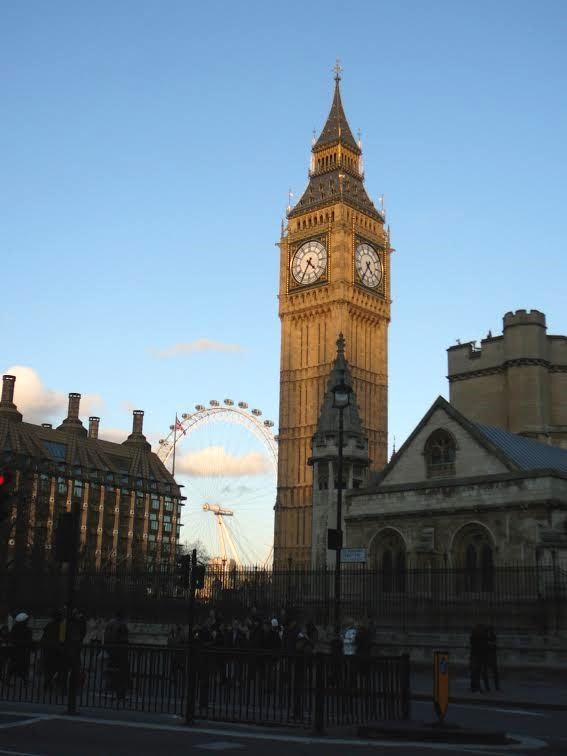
[2,366,102,424]
[148,339,245,359]
[176,446,271,477]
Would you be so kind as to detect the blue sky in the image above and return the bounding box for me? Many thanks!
[2,1,566,557]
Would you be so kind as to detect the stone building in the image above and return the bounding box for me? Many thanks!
[448,310,567,449]
[343,395,567,570]
[0,374,184,569]
[309,335,370,568]
[275,68,391,566]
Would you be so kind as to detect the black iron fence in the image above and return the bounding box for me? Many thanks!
[1,562,565,632]
[0,642,410,729]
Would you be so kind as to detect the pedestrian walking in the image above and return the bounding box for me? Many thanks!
[469,623,489,692]
[293,625,314,721]
[9,612,33,684]
[103,609,129,700]
[484,626,500,691]
[40,610,65,691]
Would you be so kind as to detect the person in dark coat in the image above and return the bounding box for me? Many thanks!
[484,626,500,691]
[293,626,314,721]
[469,624,489,692]
[9,612,33,683]
[103,610,129,700]
[193,623,213,716]
[40,610,65,691]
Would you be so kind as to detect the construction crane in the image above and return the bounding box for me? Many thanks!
[202,503,242,567]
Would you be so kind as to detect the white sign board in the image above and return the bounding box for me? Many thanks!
[341,547,367,563]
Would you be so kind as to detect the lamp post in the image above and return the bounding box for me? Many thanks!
[332,377,351,633]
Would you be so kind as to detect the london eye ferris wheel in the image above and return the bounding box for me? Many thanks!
[157,399,278,566]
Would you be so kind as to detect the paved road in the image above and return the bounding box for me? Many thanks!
[0,704,563,755]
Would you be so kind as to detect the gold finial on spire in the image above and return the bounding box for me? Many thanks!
[333,59,342,82]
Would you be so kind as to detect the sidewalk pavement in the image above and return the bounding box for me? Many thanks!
[412,665,567,710]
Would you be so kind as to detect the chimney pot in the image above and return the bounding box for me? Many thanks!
[68,393,81,419]
[132,410,144,435]
[0,374,23,423]
[1,375,16,405]
[88,416,100,439]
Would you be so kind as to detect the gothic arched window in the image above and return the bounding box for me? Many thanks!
[382,549,393,592]
[454,524,495,594]
[424,429,456,478]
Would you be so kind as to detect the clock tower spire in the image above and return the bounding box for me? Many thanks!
[274,69,392,567]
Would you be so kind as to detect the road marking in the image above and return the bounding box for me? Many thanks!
[491,708,546,717]
[416,701,547,717]
[195,744,243,751]
[37,714,547,752]
[0,716,52,730]
[0,749,46,756]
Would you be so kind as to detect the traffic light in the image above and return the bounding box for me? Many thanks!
[193,564,206,590]
[0,469,15,522]
[175,554,191,591]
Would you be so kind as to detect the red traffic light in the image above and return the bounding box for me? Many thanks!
[0,470,13,487]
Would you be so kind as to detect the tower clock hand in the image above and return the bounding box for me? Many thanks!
[301,257,314,282]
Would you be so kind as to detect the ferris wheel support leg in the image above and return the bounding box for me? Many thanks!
[217,514,228,562]
[222,520,242,568]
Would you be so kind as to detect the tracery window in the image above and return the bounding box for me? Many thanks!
[455,525,495,593]
[424,429,456,478]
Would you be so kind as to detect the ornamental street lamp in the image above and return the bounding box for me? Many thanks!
[332,376,352,633]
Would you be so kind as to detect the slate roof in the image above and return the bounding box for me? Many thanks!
[288,77,381,221]
[476,423,567,474]
[0,417,180,492]
[288,168,381,220]
[314,333,365,437]
[314,78,360,153]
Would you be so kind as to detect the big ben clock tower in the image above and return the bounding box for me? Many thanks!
[274,66,392,566]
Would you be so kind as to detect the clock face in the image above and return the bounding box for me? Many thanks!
[291,240,327,285]
[355,242,382,288]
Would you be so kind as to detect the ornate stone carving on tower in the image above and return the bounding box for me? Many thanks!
[274,68,392,566]
[309,334,370,567]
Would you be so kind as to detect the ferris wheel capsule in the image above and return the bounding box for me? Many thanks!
[251,409,262,416]
[210,400,220,407]
[238,402,248,409]
[263,420,274,427]
[224,399,234,406]
[182,413,190,420]
[274,435,279,442]
[169,425,175,431]
[195,404,205,411]
[159,439,166,445]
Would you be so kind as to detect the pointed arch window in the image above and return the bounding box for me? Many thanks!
[424,429,456,478]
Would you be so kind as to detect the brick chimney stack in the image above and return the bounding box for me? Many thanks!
[123,409,151,451]
[57,392,87,436]
[0,374,23,422]
[88,416,100,439]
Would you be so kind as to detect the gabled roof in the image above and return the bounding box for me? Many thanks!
[314,77,360,154]
[475,423,567,474]
[374,396,567,488]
